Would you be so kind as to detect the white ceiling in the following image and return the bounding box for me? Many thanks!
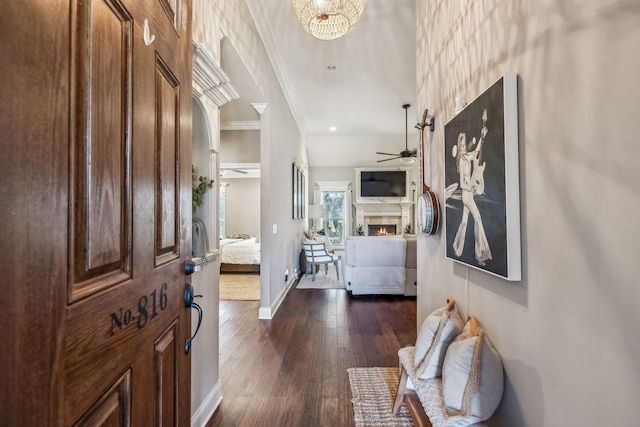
[222,0,418,167]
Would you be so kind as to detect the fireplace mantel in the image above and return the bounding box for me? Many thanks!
[353,201,413,235]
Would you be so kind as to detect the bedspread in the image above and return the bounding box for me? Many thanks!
[220,238,260,265]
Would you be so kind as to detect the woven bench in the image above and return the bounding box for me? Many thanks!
[393,346,488,427]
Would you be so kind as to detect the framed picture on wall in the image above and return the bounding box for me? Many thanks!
[297,167,302,219]
[443,74,521,281]
[301,173,305,219]
[292,163,306,219]
[292,163,298,219]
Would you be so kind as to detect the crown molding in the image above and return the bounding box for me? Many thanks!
[192,41,240,107]
[251,103,269,115]
[246,1,308,137]
[220,121,261,131]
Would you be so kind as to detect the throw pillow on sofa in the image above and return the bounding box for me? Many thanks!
[414,298,465,379]
[442,316,504,425]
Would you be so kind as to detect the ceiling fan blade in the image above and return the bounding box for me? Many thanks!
[221,168,248,174]
[377,156,401,163]
[376,152,399,156]
[408,148,417,155]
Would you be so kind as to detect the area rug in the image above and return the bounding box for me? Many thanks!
[347,367,413,427]
[219,273,260,300]
[296,267,344,289]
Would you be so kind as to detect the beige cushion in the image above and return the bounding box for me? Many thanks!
[397,346,488,427]
[442,316,504,424]
[414,298,465,379]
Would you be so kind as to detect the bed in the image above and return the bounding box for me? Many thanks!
[220,237,261,273]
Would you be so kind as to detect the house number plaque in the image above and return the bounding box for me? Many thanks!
[109,283,169,336]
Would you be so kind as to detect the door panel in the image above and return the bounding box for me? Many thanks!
[74,371,132,427]
[69,0,133,303]
[63,269,183,423]
[158,0,180,32]
[155,57,180,265]
[155,322,179,425]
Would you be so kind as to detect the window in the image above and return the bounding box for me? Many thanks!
[322,191,345,245]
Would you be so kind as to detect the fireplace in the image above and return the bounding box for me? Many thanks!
[368,224,397,236]
[353,201,412,237]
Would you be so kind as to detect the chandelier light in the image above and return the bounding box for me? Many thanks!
[291,0,367,41]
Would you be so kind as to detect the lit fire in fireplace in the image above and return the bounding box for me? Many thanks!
[369,225,396,236]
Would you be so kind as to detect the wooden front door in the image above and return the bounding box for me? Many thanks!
[1,0,193,425]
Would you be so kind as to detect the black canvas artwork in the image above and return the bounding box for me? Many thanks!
[444,74,521,280]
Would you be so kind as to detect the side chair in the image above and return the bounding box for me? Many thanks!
[302,242,339,282]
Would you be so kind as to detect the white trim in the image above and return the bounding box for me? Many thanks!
[257,277,295,320]
[220,120,261,131]
[315,181,351,192]
[258,307,272,320]
[190,380,223,427]
[503,73,521,281]
[220,162,260,170]
[251,103,269,115]
[192,42,239,107]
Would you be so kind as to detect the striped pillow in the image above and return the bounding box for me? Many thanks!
[442,316,504,424]
[414,298,465,379]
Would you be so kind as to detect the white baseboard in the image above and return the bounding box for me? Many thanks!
[258,306,272,319]
[258,277,295,319]
[191,380,223,427]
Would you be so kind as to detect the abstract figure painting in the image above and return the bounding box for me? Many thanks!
[443,74,521,280]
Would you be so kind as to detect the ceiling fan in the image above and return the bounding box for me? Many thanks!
[220,168,248,176]
[376,103,417,163]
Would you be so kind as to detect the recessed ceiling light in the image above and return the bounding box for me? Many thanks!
[329,126,337,132]
[327,65,337,71]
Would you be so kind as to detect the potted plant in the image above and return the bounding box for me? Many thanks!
[192,165,214,208]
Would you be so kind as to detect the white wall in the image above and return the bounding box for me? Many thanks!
[308,166,354,205]
[415,1,640,425]
[220,129,260,163]
[220,127,261,238]
[307,133,415,167]
[220,178,260,237]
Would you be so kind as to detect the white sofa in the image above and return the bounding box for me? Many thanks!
[343,235,417,296]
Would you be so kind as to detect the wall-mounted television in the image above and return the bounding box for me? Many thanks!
[360,171,407,197]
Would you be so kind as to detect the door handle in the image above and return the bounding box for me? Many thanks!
[184,283,203,354]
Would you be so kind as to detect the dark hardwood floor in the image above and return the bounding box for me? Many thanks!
[207,285,417,426]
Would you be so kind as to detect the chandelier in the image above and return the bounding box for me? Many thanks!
[291,0,367,41]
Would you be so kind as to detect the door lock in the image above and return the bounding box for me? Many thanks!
[184,260,201,275]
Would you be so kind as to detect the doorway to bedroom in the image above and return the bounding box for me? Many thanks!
[218,37,264,301]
